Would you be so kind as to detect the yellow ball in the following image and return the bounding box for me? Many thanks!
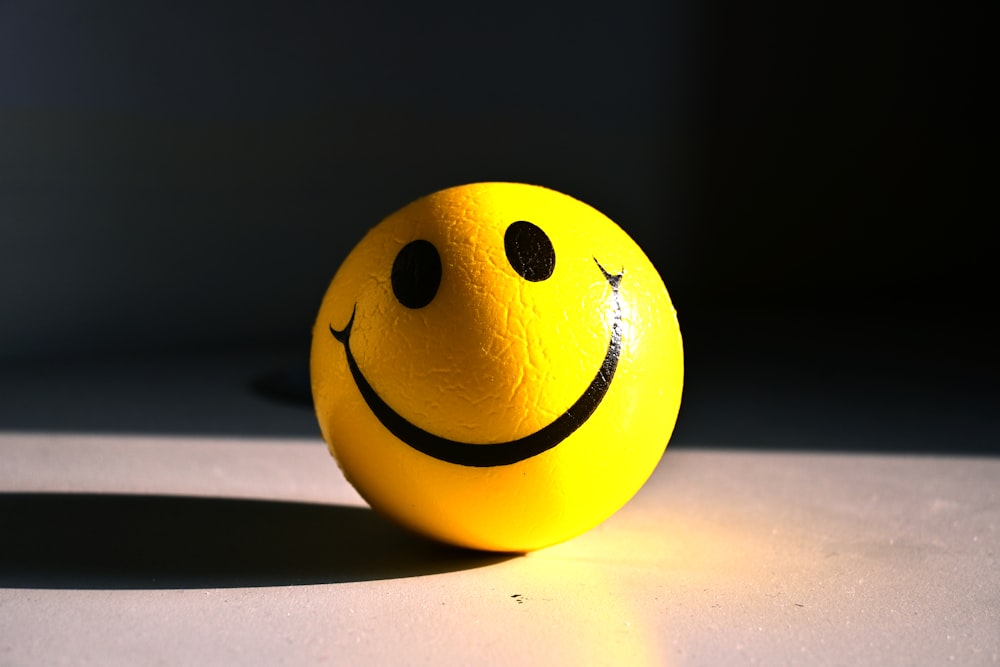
[311,182,683,552]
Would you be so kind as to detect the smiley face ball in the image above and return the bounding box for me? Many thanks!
[311,182,683,552]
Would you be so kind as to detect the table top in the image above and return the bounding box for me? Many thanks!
[1,352,997,665]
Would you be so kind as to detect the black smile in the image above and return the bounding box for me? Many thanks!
[330,259,623,467]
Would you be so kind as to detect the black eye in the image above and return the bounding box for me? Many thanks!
[504,220,555,282]
[391,240,441,309]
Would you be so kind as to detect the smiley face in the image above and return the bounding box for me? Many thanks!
[311,182,683,552]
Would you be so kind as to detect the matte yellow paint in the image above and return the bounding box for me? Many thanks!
[311,182,683,552]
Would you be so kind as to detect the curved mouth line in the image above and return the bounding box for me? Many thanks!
[330,258,623,468]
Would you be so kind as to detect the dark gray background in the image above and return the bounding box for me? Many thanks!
[1,1,992,452]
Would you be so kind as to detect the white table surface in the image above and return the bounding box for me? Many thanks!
[1,353,997,665]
